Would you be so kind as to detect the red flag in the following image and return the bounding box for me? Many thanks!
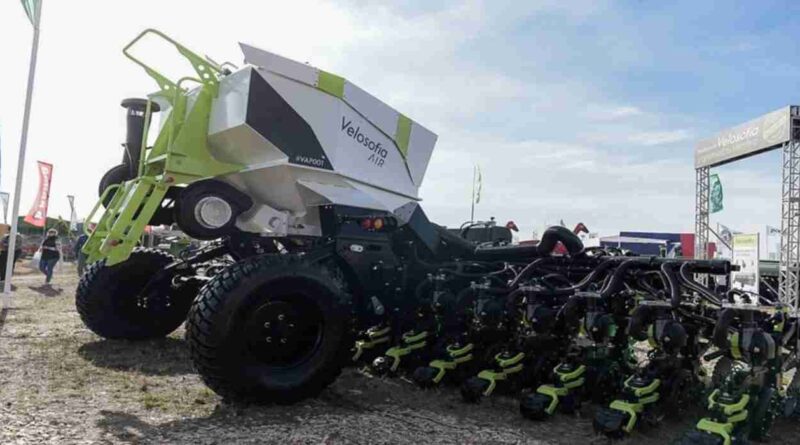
[24,161,53,228]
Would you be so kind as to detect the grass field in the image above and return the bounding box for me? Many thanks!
[1,265,800,444]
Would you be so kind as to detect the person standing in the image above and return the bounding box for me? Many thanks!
[39,229,61,285]
[74,232,89,276]
[0,232,24,283]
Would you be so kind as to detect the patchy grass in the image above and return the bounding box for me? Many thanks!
[1,268,799,444]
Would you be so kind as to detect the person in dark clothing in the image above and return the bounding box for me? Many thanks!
[40,229,61,285]
[0,232,24,282]
[74,233,89,276]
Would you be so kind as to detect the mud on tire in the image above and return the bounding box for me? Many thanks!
[186,255,352,403]
[76,248,196,340]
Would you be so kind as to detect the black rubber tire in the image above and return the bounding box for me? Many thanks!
[186,255,352,403]
[98,163,132,207]
[76,248,195,340]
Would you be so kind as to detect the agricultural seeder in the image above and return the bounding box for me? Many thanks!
[77,30,800,442]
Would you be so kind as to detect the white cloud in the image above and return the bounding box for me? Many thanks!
[627,129,693,146]
[586,105,645,122]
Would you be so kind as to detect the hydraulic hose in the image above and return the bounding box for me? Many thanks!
[537,226,584,257]
[660,262,683,308]
[505,288,525,311]
[635,271,663,297]
[514,257,617,295]
[556,293,584,325]
[539,273,574,290]
[678,262,722,306]
[508,258,549,288]
[599,258,647,298]
[712,308,736,349]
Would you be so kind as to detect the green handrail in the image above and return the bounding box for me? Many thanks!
[84,184,120,236]
[122,28,222,97]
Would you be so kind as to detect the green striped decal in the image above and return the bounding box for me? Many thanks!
[317,70,345,98]
[395,114,412,158]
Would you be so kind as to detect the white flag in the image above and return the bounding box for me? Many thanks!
[20,0,41,27]
[718,223,733,244]
[0,192,8,224]
[67,195,77,231]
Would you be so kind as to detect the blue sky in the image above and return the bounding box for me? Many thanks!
[0,0,794,245]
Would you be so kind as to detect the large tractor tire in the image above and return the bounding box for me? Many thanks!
[98,163,131,207]
[76,248,198,340]
[186,255,352,403]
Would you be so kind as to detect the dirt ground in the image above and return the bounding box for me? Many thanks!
[1,266,800,444]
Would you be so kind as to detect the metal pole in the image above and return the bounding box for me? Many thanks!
[470,165,475,223]
[3,1,43,304]
[708,225,731,251]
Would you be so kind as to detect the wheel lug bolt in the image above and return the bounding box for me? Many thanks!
[278,314,285,321]
[289,323,295,328]
[266,337,272,343]
[281,338,287,344]
[264,322,271,328]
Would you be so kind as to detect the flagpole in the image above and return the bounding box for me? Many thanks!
[4,1,43,304]
[470,165,475,223]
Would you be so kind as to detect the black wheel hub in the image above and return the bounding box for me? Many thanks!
[115,269,178,322]
[246,299,322,366]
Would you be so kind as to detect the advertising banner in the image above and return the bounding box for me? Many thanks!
[710,174,723,213]
[23,161,53,228]
[695,106,796,168]
[731,233,760,297]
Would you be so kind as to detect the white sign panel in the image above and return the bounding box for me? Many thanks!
[731,233,760,297]
[695,106,796,168]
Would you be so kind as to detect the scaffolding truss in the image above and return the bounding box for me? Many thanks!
[779,140,800,309]
[694,106,800,310]
[694,167,710,285]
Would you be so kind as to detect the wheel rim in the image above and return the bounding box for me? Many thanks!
[245,295,324,367]
[194,196,233,229]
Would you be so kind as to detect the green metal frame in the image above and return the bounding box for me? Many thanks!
[535,364,587,415]
[605,376,662,433]
[384,330,429,372]
[352,325,391,361]
[83,29,243,265]
[474,352,526,397]
[428,343,475,384]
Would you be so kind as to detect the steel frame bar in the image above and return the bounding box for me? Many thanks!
[695,167,710,285]
[779,140,800,309]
